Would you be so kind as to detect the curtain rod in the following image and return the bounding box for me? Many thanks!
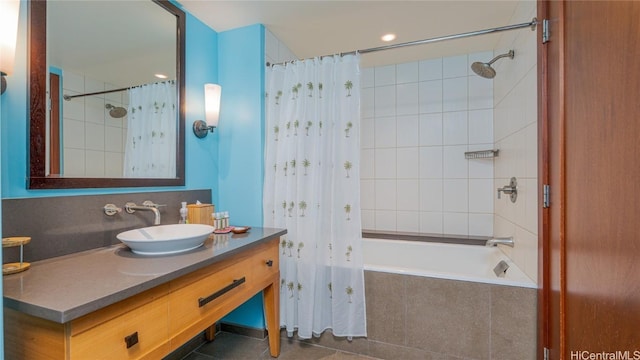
[63,87,128,101]
[63,79,176,101]
[266,17,538,67]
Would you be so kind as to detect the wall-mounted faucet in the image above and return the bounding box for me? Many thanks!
[124,201,165,225]
[485,237,515,247]
[497,177,518,203]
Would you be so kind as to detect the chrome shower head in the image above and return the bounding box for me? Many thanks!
[471,50,515,79]
[105,104,127,118]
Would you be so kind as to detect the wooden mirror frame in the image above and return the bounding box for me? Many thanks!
[28,0,186,189]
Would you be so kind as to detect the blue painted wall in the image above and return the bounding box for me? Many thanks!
[217,24,266,329]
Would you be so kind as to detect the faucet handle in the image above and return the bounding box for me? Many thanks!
[103,204,122,216]
[142,200,165,208]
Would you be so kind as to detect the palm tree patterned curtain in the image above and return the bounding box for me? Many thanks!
[124,80,177,178]
[264,54,366,339]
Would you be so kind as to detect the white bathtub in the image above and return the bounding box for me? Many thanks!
[362,238,536,288]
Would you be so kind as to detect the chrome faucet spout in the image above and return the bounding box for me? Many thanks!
[125,202,162,225]
[485,237,514,247]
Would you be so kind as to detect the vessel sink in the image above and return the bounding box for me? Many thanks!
[117,224,215,255]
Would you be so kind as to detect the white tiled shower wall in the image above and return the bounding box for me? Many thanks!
[265,29,297,66]
[264,9,538,280]
[61,71,128,177]
[492,1,538,281]
[360,53,495,237]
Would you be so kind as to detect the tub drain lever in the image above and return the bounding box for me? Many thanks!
[493,260,510,278]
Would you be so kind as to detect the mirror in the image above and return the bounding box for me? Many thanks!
[28,0,185,189]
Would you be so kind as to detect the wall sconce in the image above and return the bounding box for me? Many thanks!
[193,83,222,138]
[0,0,20,95]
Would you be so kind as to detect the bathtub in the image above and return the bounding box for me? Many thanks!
[360,237,538,358]
[362,237,536,288]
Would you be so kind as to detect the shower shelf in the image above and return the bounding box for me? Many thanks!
[464,149,499,159]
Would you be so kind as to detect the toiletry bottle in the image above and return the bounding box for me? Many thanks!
[215,212,221,229]
[223,211,229,229]
[179,202,188,224]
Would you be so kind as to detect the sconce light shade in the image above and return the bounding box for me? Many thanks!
[0,0,20,95]
[204,83,222,128]
[193,83,222,138]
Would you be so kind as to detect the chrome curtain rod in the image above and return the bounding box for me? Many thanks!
[267,17,538,67]
[63,86,128,101]
[63,79,176,101]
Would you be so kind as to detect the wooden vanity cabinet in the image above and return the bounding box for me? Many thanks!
[4,238,281,360]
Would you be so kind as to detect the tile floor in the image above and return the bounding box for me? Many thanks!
[180,331,380,360]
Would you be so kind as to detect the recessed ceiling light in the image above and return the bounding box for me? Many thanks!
[381,33,396,42]
[154,73,168,79]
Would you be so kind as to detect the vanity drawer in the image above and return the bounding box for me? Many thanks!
[69,295,169,360]
[168,240,279,343]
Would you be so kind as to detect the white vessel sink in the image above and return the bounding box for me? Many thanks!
[117,224,215,255]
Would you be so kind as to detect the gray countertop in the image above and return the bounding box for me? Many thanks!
[3,227,286,324]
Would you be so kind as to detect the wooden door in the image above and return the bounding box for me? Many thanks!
[49,72,60,175]
[540,1,640,358]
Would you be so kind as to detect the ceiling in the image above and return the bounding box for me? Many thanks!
[180,1,526,68]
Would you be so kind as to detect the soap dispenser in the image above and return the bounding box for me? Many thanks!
[179,202,188,224]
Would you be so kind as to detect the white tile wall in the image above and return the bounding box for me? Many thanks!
[264,23,537,281]
[265,29,296,65]
[493,1,538,282]
[61,71,127,177]
[361,51,495,237]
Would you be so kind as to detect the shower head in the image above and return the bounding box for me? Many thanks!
[471,50,515,79]
[105,104,127,118]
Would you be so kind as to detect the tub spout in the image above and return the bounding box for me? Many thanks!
[485,237,514,247]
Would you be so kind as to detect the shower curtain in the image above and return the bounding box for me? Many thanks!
[124,80,177,178]
[263,54,366,339]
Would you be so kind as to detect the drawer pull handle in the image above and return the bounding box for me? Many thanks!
[266,260,273,267]
[198,277,246,307]
[124,332,139,349]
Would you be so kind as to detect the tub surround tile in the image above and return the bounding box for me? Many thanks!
[364,272,406,345]
[361,269,536,360]
[490,286,537,360]
[405,276,491,359]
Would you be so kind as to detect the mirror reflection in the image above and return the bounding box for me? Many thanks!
[47,0,177,178]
